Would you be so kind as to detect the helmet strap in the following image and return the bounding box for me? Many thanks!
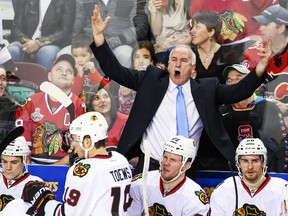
[160,158,188,184]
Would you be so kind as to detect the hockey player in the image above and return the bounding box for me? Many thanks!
[15,53,85,165]
[14,112,132,216]
[0,136,43,211]
[209,138,288,215]
[127,136,209,215]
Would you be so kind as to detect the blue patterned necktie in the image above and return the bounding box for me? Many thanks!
[176,86,189,138]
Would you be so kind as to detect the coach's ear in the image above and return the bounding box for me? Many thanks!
[191,65,197,79]
[22,181,54,216]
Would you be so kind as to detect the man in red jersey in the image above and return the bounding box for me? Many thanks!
[15,54,85,165]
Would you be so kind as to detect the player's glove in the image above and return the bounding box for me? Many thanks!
[22,180,54,216]
[0,194,14,211]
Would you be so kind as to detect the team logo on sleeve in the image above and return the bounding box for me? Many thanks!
[73,162,91,178]
[132,173,142,182]
[195,190,209,205]
[233,203,266,216]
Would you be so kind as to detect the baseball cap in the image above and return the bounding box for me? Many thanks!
[52,54,77,76]
[223,64,250,80]
[253,5,288,26]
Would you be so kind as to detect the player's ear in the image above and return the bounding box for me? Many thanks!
[47,72,52,82]
[182,161,191,171]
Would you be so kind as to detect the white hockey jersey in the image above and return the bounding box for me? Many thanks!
[44,151,132,216]
[0,172,43,199]
[210,175,288,216]
[0,172,42,212]
[127,170,209,216]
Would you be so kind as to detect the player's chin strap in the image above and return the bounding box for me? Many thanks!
[160,166,185,184]
[142,140,150,216]
[160,158,191,184]
[84,150,89,159]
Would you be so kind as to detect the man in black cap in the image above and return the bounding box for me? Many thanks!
[220,64,287,172]
[15,54,85,165]
[242,5,288,150]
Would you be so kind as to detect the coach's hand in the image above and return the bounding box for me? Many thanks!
[22,180,54,216]
[91,5,110,46]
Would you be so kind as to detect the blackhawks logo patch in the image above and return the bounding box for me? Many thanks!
[233,203,266,216]
[73,162,91,178]
[195,190,209,205]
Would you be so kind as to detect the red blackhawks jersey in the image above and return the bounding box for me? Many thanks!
[210,175,288,215]
[243,41,288,103]
[43,151,132,216]
[128,170,209,216]
[15,92,85,164]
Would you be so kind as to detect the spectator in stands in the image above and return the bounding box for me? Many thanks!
[118,40,158,115]
[220,64,287,172]
[209,138,288,215]
[147,0,191,65]
[90,5,272,175]
[242,5,288,169]
[190,10,231,84]
[243,5,288,121]
[87,84,127,150]
[189,0,278,43]
[15,54,85,165]
[7,0,76,71]
[128,136,209,215]
[61,0,150,68]
[0,136,43,212]
[70,34,109,101]
[0,65,18,143]
[0,13,16,72]
[190,0,278,64]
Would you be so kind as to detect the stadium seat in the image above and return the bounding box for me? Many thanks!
[13,62,47,86]
[7,62,47,103]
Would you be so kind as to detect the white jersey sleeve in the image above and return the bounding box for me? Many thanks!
[127,173,145,215]
[0,198,30,216]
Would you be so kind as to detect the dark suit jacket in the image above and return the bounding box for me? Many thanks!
[90,41,266,167]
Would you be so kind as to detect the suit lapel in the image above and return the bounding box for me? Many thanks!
[190,79,206,119]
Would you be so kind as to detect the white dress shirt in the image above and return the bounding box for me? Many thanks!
[140,78,204,161]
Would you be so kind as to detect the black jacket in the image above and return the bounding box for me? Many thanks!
[11,0,75,47]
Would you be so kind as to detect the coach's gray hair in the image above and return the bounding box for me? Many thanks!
[168,45,196,65]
